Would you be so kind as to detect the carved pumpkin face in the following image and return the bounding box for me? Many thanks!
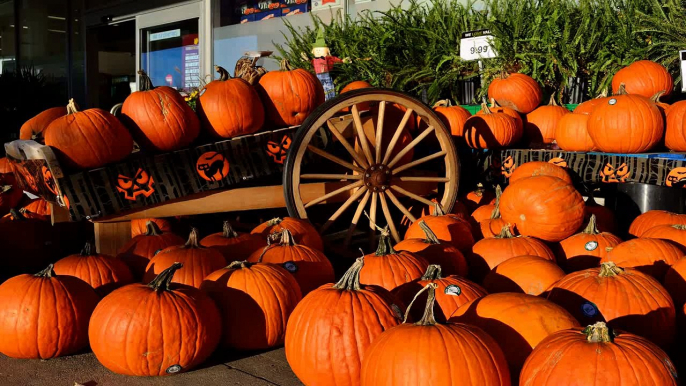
[600,162,630,183]
[196,152,230,182]
[666,167,686,188]
[42,166,58,196]
[549,157,568,168]
[267,135,292,164]
[116,168,155,201]
[501,155,516,178]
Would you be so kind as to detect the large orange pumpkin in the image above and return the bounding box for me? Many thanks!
[450,293,579,378]
[53,242,133,297]
[0,264,99,359]
[362,283,511,386]
[555,113,594,151]
[641,224,686,250]
[547,262,676,348]
[555,214,622,272]
[572,89,610,115]
[198,65,265,138]
[118,221,185,281]
[252,217,324,251]
[500,176,585,242]
[394,220,467,276]
[201,221,267,262]
[143,228,227,289]
[44,99,133,169]
[131,218,172,237]
[666,101,686,151]
[201,260,301,350]
[392,264,487,323]
[340,80,372,112]
[478,203,507,240]
[17,198,51,221]
[247,229,334,295]
[664,257,686,310]
[520,322,679,386]
[602,238,683,281]
[508,161,572,185]
[463,102,520,149]
[404,204,475,253]
[488,73,542,114]
[89,263,222,376]
[524,95,570,144]
[629,210,686,237]
[611,60,673,99]
[285,257,404,386]
[433,99,471,137]
[483,255,565,296]
[258,59,324,127]
[122,70,200,151]
[478,98,524,139]
[19,107,66,142]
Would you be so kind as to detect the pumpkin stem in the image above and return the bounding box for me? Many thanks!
[433,99,452,108]
[489,98,500,108]
[599,262,624,277]
[280,59,295,71]
[227,260,253,269]
[418,220,441,245]
[672,224,686,231]
[66,98,79,115]
[144,221,164,236]
[137,70,154,91]
[650,91,666,103]
[597,88,608,98]
[473,182,485,198]
[616,83,628,95]
[147,262,183,291]
[495,224,515,239]
[34,264,55,278]
[548,94,558,106]
[375,226,397,256]
[490,185,502,220]
[267,217,283,227]
[583,322,615,343]
[421,264,443,281]
[432,202,446,216]
[8,208,23,221]
[402,282,438,325]
[582,214,600,235]
[222,221,239,238]
[256,229,296,263]
[183,228,203,249]
[215,65,231,81]
[480,101,493,115]
[332,257,364,291]
[80,241,95,256]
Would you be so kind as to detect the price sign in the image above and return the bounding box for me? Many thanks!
[460,29,497,61]
[681,50,686,92]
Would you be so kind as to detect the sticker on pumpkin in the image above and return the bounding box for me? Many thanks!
[548,157,568,168]
[196,151,229,182]
[166,365,182,374]
[266,135,292,164]
[42,165,58,195]
[581,301,598,317]
[444,284,462,296]
[584,241,598,251]
[283,261,298,273]
[666,167,686,188]
[600,162,630,183]
[116,168,155,201]
[391,304,403,320]
[501,155,516,178]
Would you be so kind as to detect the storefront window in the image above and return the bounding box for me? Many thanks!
[0,0,15,74]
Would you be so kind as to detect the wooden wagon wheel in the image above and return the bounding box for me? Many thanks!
[283,88,459,248]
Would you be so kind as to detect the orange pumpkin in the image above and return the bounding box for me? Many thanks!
[0,181,23,217]
[340,80,372,112]
[463,102,520,149]
[198,65,265,138]
[602,238,683,281]
[555,113,594,151]
[122,70,200,151]
[547,262,676,349]
[524,95,570,144]
[611,60,673,99]
[450,293,579,377]
[488,73,543,114]
[19,107,66,142]
[463,182,496,211]
[477,185,506,239]
[572,89,610,115]
[478,98,524,139]
[556,214,622,272]
[471,203,495,223]
[500,176,585,242]
[252,217,323,251]
[641,224,686,250]
[629,210,686,237]
[508,161,572,185]
[651,91,671,117]
[143,228,227,289]
[18,198,51,221]
[247,229,334,295]
[118,221,185,281]
[520,322,679,386]
[394,220,468,276]
[131,218,172,237]
[432,99,471,137]
[483,255,565,296]
[665,100,686,151]
[257,59,324,127]
[404,204,475,253]
[664,258,686,310]
[201,221,267,262]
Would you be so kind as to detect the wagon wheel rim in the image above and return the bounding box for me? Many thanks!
[284,88,459,247]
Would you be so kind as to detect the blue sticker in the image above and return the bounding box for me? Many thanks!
[283,261,298,273]
[581,302,598,317]
[444,285,461,296]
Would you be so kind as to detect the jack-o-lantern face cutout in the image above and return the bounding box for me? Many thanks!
[196,152,230,182]
[666,167,686,188]
[501,155,516,178]
[116,168,155,201]
[549,157,568,168]
[42,166,58,196]
[600,162,630,183]
[266,135,292,164]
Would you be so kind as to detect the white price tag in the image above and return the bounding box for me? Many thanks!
[460,29,497,61]
[680,50,686,92]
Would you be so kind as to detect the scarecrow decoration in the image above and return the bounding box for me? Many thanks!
[311,29,350,101]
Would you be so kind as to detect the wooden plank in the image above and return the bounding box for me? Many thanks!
[94,222,131,256]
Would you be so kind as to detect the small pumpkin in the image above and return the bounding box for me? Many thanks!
[572,89,610,115]
[666,100,686,152]
[251,217,323,251]
[201,260,302,350]
[433,99,471,137]
[143,228,227,289]
[404,203,475,253]
[664,257,686,310]
[602,238,683,281]
[44,99,134,169]
[488,72,543,114]
[629,210,686,237]
[118,221,185,280]
[18,198,51,221]
[483,255,565,296]
[555,113,594,151]
[341,80,372,112]
[131,218,172,237]
[524,95,570,144]
[478,99,524,142]
[641,224,686,250]
[89,263,222,376]
[247,229,334,295]
[508,161,572,185]
[394,220,467,276]
[611,60,673,99]
[201,221,267,262]
[0,264,99,359]
[555,214,622,272]
[478,185,507,239]
[463,182,496,211]
[198,65,265,138]
[19,107,66,142]
[463,102,520,149]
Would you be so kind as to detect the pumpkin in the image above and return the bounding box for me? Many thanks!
[44,99,133,169]
[361,283,511,386]
[524,95,570,144]
[121,70,200,151]
[252,217,324,251]
[555,113,594,151]
[611,60,673,99]
[118,221,185,281]
[0,179,23,216]
[395,220,467,276]
[285,257,404,386]
[450,292,579,378]
[629,210,686,237]
[472,203,495,223]
[247,229,334,295]
[664,258,686,310]
[89,263,222,376]
[665,100,686,151]
[468,225,556,283]
[0,157,11,175]
[18,198,51,221]
[359,227,429,291]
[488,72,543,114]
[583,195,617,233]
[201,221,267,262]
[131,218,172,237]
[587,85,664,153]
[548,262,676,349]
[641,224,686,250]
[143,228,227,289]
[198,65,265,138]
[463,182,496,211]
[478,98,524,137]
[392,264,487,323]
[520,322,679,386]
[477,185,507,239]
[19,107,66,142]
[508,161,572,185]
[500,176,585,242]
[257,59,324,127]
[0,264,99,359]
[201,260,301,350]
[556,214,622,272]
[572,89,610,115]
[601,238,683,281]
[53,242,133,296]
[463,102,520,149]
[482,255,565,296]
[404,204,475,253]
[433,99,471,137]
[340,80,372,112]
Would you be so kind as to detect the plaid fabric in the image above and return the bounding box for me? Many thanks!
[312,56,342,74]
[316,72,336,101]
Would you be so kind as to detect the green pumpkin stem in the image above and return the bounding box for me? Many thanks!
[34,264,55,278]
[280,59,295,72]
[582,214,600,235]
[583,322,615,343]
[148,262,183,291]
[403,282,439,325]
[222,221,239,238]
[227,260,253,269]
[137,70,154,91]
[375,227,396,256]
[495,224,515,239]
[332,257,364,291]
[80,241,95,256]
[421,264,443,281]
[183,228,203,249]
[599,262,623,277]
[672,224,686,231]
[490,185,502,220]
[418,220,441,245]
[144,221,164,236]
[66,98,79,115]
[215,65,231,81]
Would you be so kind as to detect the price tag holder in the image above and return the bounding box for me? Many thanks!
[680,50,686,92]
[460,29,497,61]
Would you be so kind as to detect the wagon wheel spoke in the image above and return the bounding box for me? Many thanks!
[344,190,372,246]
[300,174,362,180]
[391,184,436,207]
[307,145,365,173]
[375,102,386,163]
[392,150,447,175]
[381,108,414,165]
[320,186,369,234]
[326,120,369,169]
[304,180,364,208]
[387,125,435,169]
[352,105,374,165]
[369,192,378,249]
[384,189,416,223]
[379,192,401,243]
[397,176,450,182]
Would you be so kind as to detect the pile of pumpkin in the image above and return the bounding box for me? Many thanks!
[0,157,51,221]
[17,60,325,170]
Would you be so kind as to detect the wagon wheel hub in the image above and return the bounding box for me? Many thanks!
[364,164,391,191]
